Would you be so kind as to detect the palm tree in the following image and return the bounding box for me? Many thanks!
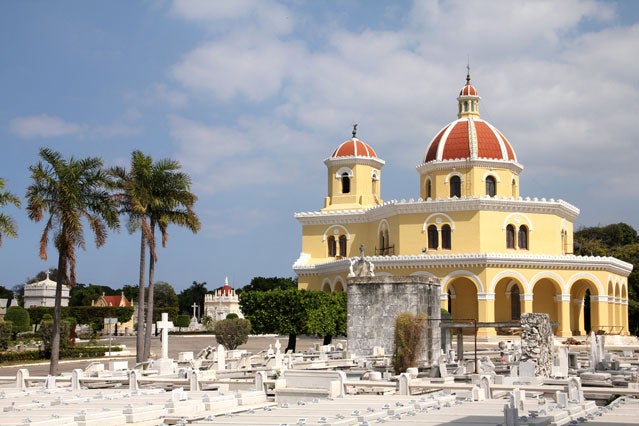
[26,148,119,375]
[110,151,155,363]
[0,177,21,246]
[111,151,200,362]
[142,158,200,361]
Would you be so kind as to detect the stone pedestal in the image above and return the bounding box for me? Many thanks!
[347,275,441,367]
[520,313,554,377]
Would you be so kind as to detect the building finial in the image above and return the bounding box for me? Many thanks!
[466,58,471,85]
[352,123,358,138]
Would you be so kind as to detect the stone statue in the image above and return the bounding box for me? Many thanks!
[349,244,375,277]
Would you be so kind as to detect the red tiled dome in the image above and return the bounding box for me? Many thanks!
[459,84,478,97]
[218,284,234,296]
[331,138,377,158]
[424,118,516,163]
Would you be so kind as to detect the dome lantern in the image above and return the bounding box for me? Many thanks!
[457,72,480,119]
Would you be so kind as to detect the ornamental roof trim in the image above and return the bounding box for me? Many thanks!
[294,196,580,224]
[293,253,633,277]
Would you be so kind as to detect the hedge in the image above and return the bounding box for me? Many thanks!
[0,345,121,363]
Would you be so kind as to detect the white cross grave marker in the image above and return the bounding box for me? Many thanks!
[191,302,198,320]
[157,312,174,360]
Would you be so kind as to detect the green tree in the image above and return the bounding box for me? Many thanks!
[4,306,31,338]
[0,285,13,300]
[153,281,178,321]
[120,284,138,304]
[26,148,119,375]
[213,317,251,350]
[178,281,208,316]
[239,288,346,352]
[0,177,21,246]
[69,283,116,306]
[239,276,296,293]
[111,151,200,362]
[575,223,639,334]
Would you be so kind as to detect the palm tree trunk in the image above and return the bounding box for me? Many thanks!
[49,256,66,376]
[143,252,156,361]
[135,231,146,363]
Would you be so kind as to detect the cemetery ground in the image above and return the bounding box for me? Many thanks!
[1,333,639,425]
[0,334,341,378]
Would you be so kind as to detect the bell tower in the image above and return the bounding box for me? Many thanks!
[322,125,385,211]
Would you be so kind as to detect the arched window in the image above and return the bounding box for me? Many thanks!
[379,231,385,252]
[464,101,469,112]
[328,235,337,257]
[441,224,452,249]
[341,172,350,194]
[428,225,438,249]
[485,175,496,197]
[518,225,528,250]
[426,178,432,199]
[511,286,521,320]
[339,235,347,257]
[561,229,568,254]
[506,224,515,249]
[450,175,461,198]
[511,178,517,197]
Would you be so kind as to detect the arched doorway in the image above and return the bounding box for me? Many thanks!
[532,278,562,326]
[493,277,524,323]
[569,279,599,336]
[446,277,478,335]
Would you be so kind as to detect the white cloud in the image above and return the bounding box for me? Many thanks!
[9,114,84,139]
[171,0,294,36]
[172,36,305,102]
[165,0,639,225]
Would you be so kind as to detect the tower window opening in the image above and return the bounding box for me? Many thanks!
[441,224,452,250]
[518,225,528,250]
[450,175,461,198]
[426,178,432,199]
[486,175,496,197]
[428,225,438,249]
[561,229,568,254]
[341,173,350,194]
[506,224,515,249]
[328,235,337,257]
[464,101,469,112]
[339,235,347,257]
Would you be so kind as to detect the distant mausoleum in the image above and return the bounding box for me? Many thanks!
[204,277,244,321]
[23,272,69,308]
[92,292,135,335]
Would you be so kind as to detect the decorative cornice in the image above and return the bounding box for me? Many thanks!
[292,253,633,277]
[416,158,523,175]
[294,196,580,224]
[324,156,385,169]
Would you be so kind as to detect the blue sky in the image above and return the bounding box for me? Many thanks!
[1,0,638,293]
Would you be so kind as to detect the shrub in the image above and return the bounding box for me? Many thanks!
[392,312,427,375]
[213,318,251,350]
[175,315,190,331]
[4,306,31,338]
[0,322,12,351]
[226,313,239,319]
[40,320,71,358]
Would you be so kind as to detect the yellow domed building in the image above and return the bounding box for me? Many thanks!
[293,73,633,338]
